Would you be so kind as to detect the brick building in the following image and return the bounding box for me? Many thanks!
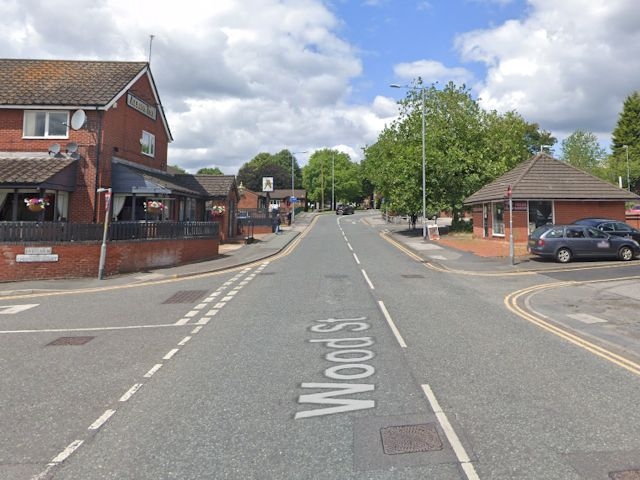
[464,153,640,246]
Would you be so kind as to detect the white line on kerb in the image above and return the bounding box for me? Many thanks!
[119,383,143,402]
[361,269,375,289]
[377,301,407,348]
[88,409,116,430]
[143,364,163,378]
[421,384,480,480]
[163,348,179,360]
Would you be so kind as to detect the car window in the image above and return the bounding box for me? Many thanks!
[545,227,565,238]
[613,222,631,232]
[599,223,614,231]
[566,227,585,238]
[586,227,607,238]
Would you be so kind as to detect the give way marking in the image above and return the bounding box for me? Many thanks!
[0,304,39,314]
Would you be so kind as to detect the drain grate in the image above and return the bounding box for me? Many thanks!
[163,290,208,304]
[47,336,95,346]
[401,274,425,278]
[380,423,443,455]
[610,470,640,480]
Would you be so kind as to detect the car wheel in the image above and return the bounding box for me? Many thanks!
[618,246,634,261]
[555,247,572,263]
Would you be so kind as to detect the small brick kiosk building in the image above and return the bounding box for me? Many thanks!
[464,153,640,247]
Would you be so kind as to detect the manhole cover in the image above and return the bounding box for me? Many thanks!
[47,336,95,346]
[163,290,208,304]
[401,274,425,278]
[610,470,640,480]
[380,423,443,455]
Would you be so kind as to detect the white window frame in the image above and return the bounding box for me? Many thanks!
[141,130,155,157]
[492,201,505,237]
[23,110,69,139]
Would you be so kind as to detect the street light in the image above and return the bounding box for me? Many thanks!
[391,83,427,238]
[624,145,630,191]
[289,150,307,224]
[332,152,335,211]
[96,187,112,280]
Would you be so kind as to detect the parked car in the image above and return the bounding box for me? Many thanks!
[336,204,354,215]
[573,218,640,243]
[528,224,640,263]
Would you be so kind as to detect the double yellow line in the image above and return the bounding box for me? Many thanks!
[505,278,640,377]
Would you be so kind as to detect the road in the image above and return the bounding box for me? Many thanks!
[1,212,640,479]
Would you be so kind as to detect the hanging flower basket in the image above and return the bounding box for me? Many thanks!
[211,205,225,218]
[145,200,166,215]
[24,197,48,212]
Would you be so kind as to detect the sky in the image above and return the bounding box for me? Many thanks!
[2,0,639,174]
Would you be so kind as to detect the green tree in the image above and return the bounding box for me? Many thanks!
[610,91,640,191]
[302,149,361,208]
[237,150,303,191]
[168,164,187,173]
[196,166,224,175]
[560,130,606,175]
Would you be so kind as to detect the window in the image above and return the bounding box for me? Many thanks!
[141,131,155,157]
[492,202,504,236]
[586,227,607,238]
[23,111,69,138]
[528,200,553,232]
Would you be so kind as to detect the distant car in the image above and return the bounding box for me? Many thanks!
[528,224,640,263]
[626,205,640,215]
[573,218,640,243]
[336,204,354,215]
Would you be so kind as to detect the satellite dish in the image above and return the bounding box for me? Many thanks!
[48,143,61,155]
[66,142,78,153]
[70,109,86,130]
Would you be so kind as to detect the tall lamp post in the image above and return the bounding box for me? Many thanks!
[624,145,630,191]
[391,83,427,238]
[332,152,335,211]
[289,150,307,224]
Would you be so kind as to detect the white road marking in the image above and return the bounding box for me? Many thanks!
[183,311,198,318]
[222,296,233,301]
[567,313,608,324]
[191,326,203,334]
[206,308,220,316]
[0,304,39,314]
[0,323,189,334]
[421,384,479,480]
[353,253,360,264]
[194,303,208,309]
[143,364,163,378]
[88,409,116,430]
[214,302,226,308]
[50,439,84,464]
[377,301,407,348]
[178,336,191,346]
[174,318,190,326]
[430,255,448,260]
[163,348,179,360]
[197,317,211,325]
[361,269,375,290]
[119,383,143,402]
[347,242,354,251]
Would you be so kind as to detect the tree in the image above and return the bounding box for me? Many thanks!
[237,150,303,192]
[610,91,640,191]
[197,167,223,175]
[168,164,187,173]
[302,149,361,208]
[560,130,606,175]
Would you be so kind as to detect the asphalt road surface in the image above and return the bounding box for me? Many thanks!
[1,212,640,479]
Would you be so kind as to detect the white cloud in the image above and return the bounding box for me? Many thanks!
[394,59,474,85]
[455,0,640,141]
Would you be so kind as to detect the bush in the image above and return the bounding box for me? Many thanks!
[450,218,473,233]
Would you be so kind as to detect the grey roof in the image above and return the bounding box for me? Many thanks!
[270,189,307,199]
[0,152,77,190]
[464,153,640,204]
[178,175,238,198]
[111,162,203,196]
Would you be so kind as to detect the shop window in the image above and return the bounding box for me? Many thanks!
[23,111,69,138]
[528,201,553,232]
[493,202,505,236]
[141,131,155,157]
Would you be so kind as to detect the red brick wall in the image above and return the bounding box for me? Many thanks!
[0,238,219,283]
[555,201,625,224]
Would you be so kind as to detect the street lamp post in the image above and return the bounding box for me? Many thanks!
[624,145,630,191]
[391,83,427,238]
[289,150,307,224]
[332,153,335,211]
[96,187,112,280]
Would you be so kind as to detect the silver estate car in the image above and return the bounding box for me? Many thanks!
[528,224,640,263]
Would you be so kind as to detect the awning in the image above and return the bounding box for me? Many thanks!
[111,162,202,196]
[0,153,78,190]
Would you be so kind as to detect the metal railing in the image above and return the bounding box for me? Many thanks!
[0,221,219,243]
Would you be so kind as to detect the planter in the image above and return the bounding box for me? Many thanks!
[147,207,161,215]
[28,204,44,213]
